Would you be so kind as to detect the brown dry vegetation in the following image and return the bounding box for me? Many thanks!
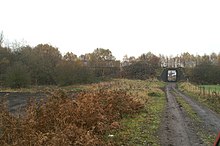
[0,82,144,145]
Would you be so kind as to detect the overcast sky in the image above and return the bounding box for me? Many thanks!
[1,0,220,60]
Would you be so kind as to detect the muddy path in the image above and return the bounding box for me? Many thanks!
[0,92,46,114]
[173,86,220,133]
[0,91,76,115]
[160,83,220,146]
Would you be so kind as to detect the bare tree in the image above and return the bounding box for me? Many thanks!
[0,31,4,47]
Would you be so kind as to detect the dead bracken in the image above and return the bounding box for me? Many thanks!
[0,87,143,145]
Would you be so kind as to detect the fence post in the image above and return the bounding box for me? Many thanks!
[215,87,217,97]
[208,87,211,97]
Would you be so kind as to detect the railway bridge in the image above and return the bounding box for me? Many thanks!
[160,67,186,82]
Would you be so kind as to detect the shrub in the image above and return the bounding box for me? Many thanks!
[4,62,31,88]
[55,61,94,86]
[0,89,143,145]
[148,91,162,97]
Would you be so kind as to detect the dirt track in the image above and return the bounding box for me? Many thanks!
[0,92,46,114]
[0,91,76,115]
[160,83,220,146]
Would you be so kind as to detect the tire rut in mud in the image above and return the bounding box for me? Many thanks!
[173,87,220,134]
[160,83,205,146]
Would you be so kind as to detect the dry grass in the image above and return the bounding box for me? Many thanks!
[0,87,143,145]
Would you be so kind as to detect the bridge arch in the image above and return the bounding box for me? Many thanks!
[160,67,186,82]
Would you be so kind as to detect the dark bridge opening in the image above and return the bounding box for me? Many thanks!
[160,68,185,82]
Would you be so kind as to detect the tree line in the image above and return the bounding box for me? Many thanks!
[0,43,122,87]
[1,32,220,88]
[159,52,220,84]
[0,42,162,88]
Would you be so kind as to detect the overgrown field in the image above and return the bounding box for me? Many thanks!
[0,79,165,146]
[178,82,220,114]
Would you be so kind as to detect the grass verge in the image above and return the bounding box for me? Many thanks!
[107,80,166,146]
[178,82,220,114]
[200,85,220,92]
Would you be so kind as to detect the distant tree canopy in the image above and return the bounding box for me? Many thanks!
[159,52,220,84]
[0,31,4,47]
[190,61,220,84]
[0,41,121,87]
[121,52,160,79]
[0,32,220,87]
[5,62,31,88]
[55,54,94,86]
[30,44,62,85]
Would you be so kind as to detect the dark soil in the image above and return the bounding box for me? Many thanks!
[0,92,46,115]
